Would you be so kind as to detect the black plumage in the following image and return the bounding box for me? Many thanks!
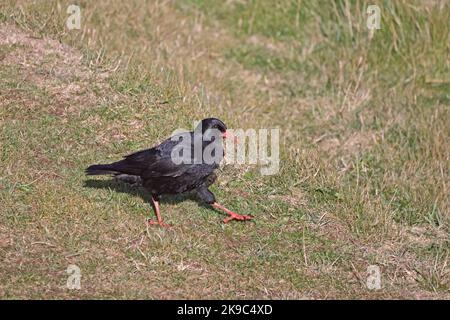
[86,118,252,227]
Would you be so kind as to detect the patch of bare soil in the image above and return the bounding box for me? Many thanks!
[0,24,115,116]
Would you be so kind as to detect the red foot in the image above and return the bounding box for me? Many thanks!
[223,212,254,224]
[148,219,172,228]
[213,202,253,224]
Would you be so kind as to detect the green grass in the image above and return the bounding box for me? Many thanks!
[0,0,449,299]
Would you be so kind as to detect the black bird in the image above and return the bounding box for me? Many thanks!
[86,118,253,227]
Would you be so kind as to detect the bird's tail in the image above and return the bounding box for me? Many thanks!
[86,159,142,176]
[85,163,119,176]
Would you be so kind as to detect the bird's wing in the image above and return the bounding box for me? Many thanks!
[143,157,193,178]
[124,137,193,178]
[123,136,178,163]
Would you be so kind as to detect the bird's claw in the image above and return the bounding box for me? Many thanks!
[223,213,254,224]
[148,219,172,228]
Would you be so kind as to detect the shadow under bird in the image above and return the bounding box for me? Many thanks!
[85,118,253,227]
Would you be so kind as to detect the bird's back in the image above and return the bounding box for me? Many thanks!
[123,132,221,195]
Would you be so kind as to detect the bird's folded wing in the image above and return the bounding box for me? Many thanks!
[123,139,193,178]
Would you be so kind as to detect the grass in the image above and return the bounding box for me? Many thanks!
[0,0,449,299]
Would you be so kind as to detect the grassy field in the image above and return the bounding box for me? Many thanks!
[0,0,449,299]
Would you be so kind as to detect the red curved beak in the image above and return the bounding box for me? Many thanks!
[223,131,238,142]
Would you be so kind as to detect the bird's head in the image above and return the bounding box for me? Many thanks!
[198,118,227,137]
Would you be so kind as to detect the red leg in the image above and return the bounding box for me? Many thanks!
[212,202,253,223]
[148,197,172,228]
